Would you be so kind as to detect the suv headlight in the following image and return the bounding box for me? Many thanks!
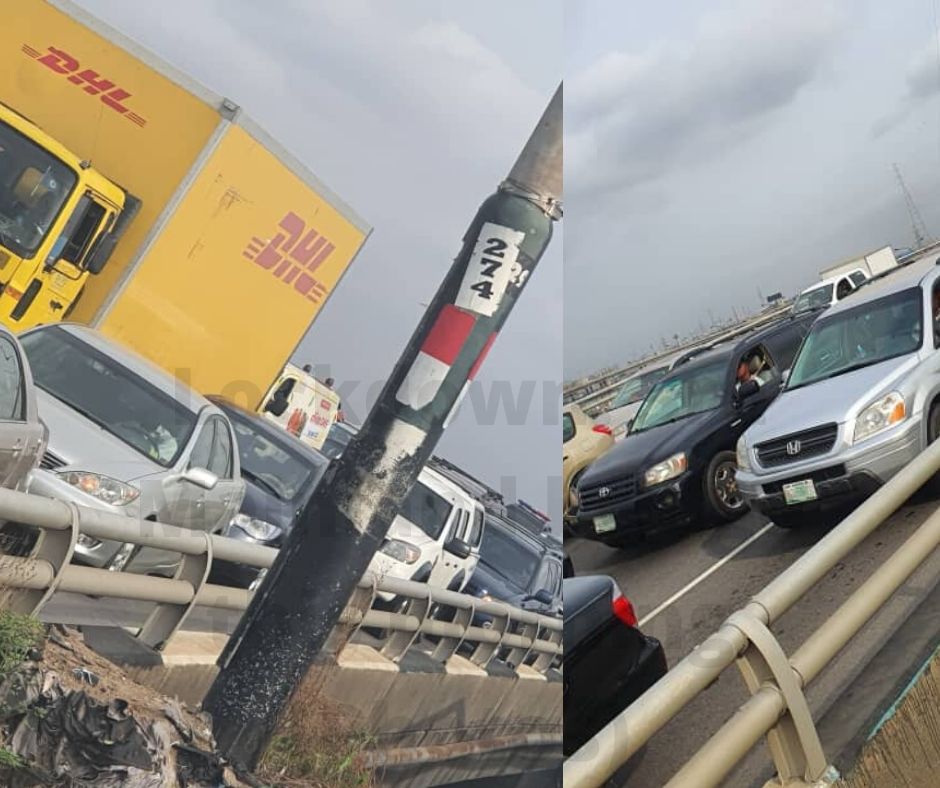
[736,436,751,472]
[230,513,283,542]
[853,392,906,444]
[643,452,688,487]
[380,539,421,564]
[57,472,139,506]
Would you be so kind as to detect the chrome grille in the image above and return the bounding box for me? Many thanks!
[578,475,637,514]
[755,424,838,468]
[39,451,66,471]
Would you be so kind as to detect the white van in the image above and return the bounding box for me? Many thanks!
[259,364,340,451]
[369,466,486,603]
[791,268,868,317]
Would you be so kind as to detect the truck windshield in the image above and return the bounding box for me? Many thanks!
[632,360,727,432]
[479,523,541,592]
[20,327,198,467]
[0,121,77,257]
[225,408,324,501]
[792,284,834,316]
[787,287,922,390]
[399,481,453,541]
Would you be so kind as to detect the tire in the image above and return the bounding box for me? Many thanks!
[703,451,747,523]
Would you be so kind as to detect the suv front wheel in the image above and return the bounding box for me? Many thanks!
[703,451,746,522]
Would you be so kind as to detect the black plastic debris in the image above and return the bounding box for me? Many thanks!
[175,742,226,787]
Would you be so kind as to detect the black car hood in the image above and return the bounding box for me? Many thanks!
[465,562,527,606]
[581,409,719,486]
[239,481,299,532]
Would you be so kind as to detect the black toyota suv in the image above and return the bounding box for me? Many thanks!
[573,315,815,545]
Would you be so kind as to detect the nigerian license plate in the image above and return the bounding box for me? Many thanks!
[783,479,817,505]
[594,513,616,533]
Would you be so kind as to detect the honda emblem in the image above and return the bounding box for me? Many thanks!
[786,440,801,456]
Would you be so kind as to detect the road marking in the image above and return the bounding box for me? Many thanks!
[638,522,776,627]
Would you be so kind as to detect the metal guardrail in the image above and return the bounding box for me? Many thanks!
[566,305,793,416]
[565,430,940,787]
[0,488,562,674]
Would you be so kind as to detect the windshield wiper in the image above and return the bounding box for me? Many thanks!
[790,358,883,390]
[241,468,285,499]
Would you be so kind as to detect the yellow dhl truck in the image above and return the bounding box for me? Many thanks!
[0,0,370,405]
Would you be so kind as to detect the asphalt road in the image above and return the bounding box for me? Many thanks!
[566,489,940,787]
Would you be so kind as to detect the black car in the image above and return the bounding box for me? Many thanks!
[573,316,814,545]
[320,420,359,460]
[207,396,330,587]
[563,574,667,756]
[464,514,563,619]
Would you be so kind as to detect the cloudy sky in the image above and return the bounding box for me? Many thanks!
[74,0,563,525]
[566,0,940,379]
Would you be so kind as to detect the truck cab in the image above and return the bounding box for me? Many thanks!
[0,103,136,329]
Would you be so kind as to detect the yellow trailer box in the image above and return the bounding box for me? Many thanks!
[0,0,370,403]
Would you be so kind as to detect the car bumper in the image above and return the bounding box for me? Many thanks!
[738,419,921,515]
[572,471,702,543]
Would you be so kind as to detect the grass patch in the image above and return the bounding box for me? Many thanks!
[260,731,375,787]
[0,611,42,679]
[0,747,23,769]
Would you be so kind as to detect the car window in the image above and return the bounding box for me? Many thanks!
[0,337,23,421]
[468,508,484,546]
[399,481,453,541]
[632,360,726,432]
[188,421,215,472]
[562,412,576,443]
[792,283,834,315]
[849,271,867,287]
[789,287,922,389]
[208,416,233,479]
[836,277,853,300]
[479,523,541,591]
[933,280,940,349]
[21,327,197,467]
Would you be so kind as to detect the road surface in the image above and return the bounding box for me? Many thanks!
[566,488,940,787]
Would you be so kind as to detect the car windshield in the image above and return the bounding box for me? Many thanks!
[479,523,542,592]
[610,367,667,408]
[631,359,727,432]
[0,121,77,257]
[320,423,356,460]
[792,284,834,315]
[399,480,453,541]
[21,327,197,467]
[225,408,322,501]
[787,287,923,390]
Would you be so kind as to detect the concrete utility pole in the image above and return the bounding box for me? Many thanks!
[203,84,563,768]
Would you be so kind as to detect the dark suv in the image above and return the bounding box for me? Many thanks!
[573,316,815,545]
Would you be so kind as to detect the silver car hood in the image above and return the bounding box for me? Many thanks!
[36,389,162,481]
[746,354,919,443]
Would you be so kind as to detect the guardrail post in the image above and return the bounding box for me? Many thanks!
[325,579,378,659]
[380,588,431,662]
[531,624,563,673]
[430,598,474,663]
[0,501,78,617]
[727,611,829,785]
[137,533,212,650]
[505,617,540,669]
[469,604,512,669]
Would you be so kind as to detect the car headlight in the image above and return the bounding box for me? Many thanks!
[230,513,283,542]
[480,592,495,603]
[380,539,421,564]
[854,392,906,444]
[736,436,751,472]
[643,452,688,487]
[57,472,139,506]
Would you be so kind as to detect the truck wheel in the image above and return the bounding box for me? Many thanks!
[703,451,746,523]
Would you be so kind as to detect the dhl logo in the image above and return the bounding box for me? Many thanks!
[22,44,147,127]
[243,211,335,305]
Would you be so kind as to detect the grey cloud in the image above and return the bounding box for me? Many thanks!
[871,33,940,138]
[568,0,842,199]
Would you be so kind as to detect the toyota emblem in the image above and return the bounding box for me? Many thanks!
[598,486,611,498]
[786,440,801,456]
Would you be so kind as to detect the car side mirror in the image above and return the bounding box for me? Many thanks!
[177,467,218,490]
[264,394,289,417]
[85,232,118,275]
[563,555,574,578]
[531,589,554,605]
[738,379,760,400]
[444,537,471,559]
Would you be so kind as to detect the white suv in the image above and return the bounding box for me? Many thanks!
[369,465,485,603]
